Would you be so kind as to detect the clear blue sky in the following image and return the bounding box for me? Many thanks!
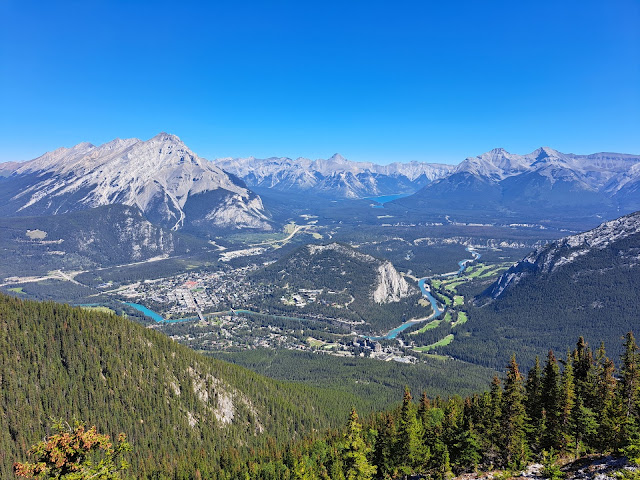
[1,0,638,164]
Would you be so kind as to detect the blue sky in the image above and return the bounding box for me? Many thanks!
[1,0,638,164]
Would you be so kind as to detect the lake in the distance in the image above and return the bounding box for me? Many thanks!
[367,193,412,207]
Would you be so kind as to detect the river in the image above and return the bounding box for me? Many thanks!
[365,246,481,340]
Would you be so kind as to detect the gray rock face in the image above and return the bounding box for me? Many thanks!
[306,243,412,303]
[488,211,640,298]
[215,154,456,198]
[2,133,271,231]
[373,261,412,304]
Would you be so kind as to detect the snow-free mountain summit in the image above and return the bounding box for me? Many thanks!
[0,133,271,232]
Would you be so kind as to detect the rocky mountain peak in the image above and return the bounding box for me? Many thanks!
[487,210,640,299]
[5,134,271,231]
[152,132,182,143]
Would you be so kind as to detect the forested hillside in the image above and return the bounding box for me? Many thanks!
[231,335,640,479]
[443,211,640,369]
[0,294,361,479]
[250,243,428,333]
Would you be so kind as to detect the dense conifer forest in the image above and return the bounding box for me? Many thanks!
[229,335,640,479]
[2,294,639,479]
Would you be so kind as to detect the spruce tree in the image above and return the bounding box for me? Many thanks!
[373,413,396,479]
[525,356,543,449]
[487,375,503,464]
[541,350,563,451]
[342,408,376,480]
[620,332,640,421]
[559,352,576,452]
[501,354,528,468]
[396,387,423,475]
[572,337,595,408]
[618,332,640,449]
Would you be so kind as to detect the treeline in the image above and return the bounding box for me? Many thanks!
[225,334,640,479]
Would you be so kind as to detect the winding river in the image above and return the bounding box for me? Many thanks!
[367,246,481,340]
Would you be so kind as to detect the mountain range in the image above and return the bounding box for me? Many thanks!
[215,154,456,198]
[392,147,640,223]
[2,136,638,232]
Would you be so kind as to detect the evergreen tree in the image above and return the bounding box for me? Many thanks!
[572,337,595,408]
[342,408,376,480]
[373,413,395,479]
[569,397,598,459]
[525,356,543,449]
[617,332,640,449]
[559,352,576,451]
[541,350,563,451]
[620,332,640,421]
[395,387,424,475]
[430,439,452,480]
[500,355,528,468]
[486,375,503,464]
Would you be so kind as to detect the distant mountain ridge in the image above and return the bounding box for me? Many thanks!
[0,133,271,232]
[394,147,640,222]
[215,154,456,198]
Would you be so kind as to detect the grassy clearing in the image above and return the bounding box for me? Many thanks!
[431,280,442,289]
[307,337,325,348]
[410,319,442,335]
[413,334,455,352]
[453,295,464,306]
[423,353,449,361]
[312,233,323,239]
[468,264,493,278]
[452,311,468,327]
[8,287,25,294]
[478,266,510,278]
[443,312,452,323]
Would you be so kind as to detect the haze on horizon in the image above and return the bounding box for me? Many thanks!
[1,0,638,165]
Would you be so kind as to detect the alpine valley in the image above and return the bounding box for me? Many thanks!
[2,134,640,479]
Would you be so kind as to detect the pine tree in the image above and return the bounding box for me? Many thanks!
[373,413,395,479]
[501,354,528,468]
[559,353,576,452]
[342,408,376,480]
[486,375,503,464]
[620,332,640,421]
[541,350,563,451]
[569,397,598,459]
[395,387,424,475]
[617,332,640,449]
[525,356,543,449]
[572,337,595,408]
[595,342,622,452]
